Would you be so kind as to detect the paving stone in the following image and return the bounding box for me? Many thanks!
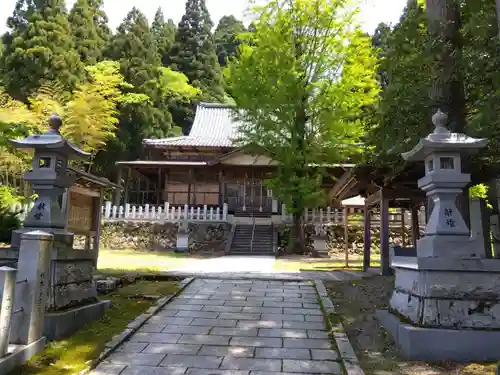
[283,308,323,315]
[284,338,331,349]
[307,330,329,339]
[155,310,179,317]
[262,302,302,308]
[175,310,219,318]
[198,345,255,357]
[230,336,282,348]
[162,325,211,334]
[160,354,223,369]
[143,343,201,355]
[255,347,310,360]
[178,334,230,345]
[121,366,187,375]
[249,372,310,375]
[164,304,203,311]
[265,292,301,298]
[211,327,259,337]
[190,318,237,327]
[242,307,282,314]
[237,320,282,329]
[186,299,225,305]
[91,363,126,375]
[302,303,320,308]
[305,315,324,322]
[186,370,249,375]
[283,359,343,374]
[226,300,263,307]
[115,342,148,353]
[221,357,281,372]
[106,352,165,366]
[148,317,193,325]
[137,323,166,333]
[129,333,181,343]
[282,321,325,330]
[311,349,340,360]
[258,328,307,338]
[219,313,262,320]
[261,314,305,322]
[203,305,243,313]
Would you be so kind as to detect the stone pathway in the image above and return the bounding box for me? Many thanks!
[165,256,368,281]
[93,278,344,375]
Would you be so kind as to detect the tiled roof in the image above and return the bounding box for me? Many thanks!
[143,103,242,148]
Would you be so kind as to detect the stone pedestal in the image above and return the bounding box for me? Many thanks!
[377,110,500,361]
[176,232,192,253]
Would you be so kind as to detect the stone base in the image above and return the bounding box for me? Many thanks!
[376,309,500,361]
[43,300,111,340]
[0,337,46,374]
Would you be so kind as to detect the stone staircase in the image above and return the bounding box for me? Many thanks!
[234,206,273,218]
[230,224,275,255]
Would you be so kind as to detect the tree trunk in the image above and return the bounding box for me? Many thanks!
[291,209,306,254]
[426,0,469,226]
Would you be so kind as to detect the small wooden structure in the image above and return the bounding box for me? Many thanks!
[63,167,119,255]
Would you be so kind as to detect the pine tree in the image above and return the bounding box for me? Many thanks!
[69,0,111,65]
[168,0,223,100]
[1,0,84,101]
[151,7,176,65]
[214,15,246,67]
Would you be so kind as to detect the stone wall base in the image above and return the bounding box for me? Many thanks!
[43,300,111,340]
[0,337,46,375]
[376,309,500,361]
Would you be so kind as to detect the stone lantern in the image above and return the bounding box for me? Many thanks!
[376,109,500,362]
[401,109,488,257]
[10,114,90,231]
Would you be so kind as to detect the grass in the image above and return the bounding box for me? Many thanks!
[16,279,179,375]
[273,255,381,272]
[97,249,196,274]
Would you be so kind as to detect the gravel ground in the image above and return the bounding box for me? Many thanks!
[324,276,497,375]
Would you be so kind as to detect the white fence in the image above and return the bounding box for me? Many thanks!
[102,202,228,222]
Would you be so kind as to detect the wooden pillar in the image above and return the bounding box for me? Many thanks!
[92,188,104,267]
[363,204,371,272]
[401,208,406,247]
[156,168,162,205]
[114,167,123,206]
[219,170,225,206]
[164,170,169,203]
[124,167,131,204]
[187,169,193,205]
[380,189,392,276]
[411,205,419,248]
[343,206,349,267]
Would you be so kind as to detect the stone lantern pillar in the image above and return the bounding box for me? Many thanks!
[376,110,500,361]
[7,115,110,340]
[10,114,90,246]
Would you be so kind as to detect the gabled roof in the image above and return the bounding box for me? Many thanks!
[143,102,242,148]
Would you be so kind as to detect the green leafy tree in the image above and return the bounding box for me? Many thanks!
[227,0,379,252]
[215,15,246,67]
[1,0,84,101]
[168,0,223,99]
[151,7,176,65]
[99,8,199,175]
[69,0,111,65]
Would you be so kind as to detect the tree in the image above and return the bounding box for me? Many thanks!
[69,0,111,65]
[215,15,246,67]
[1,0,84,102]
[168,0,223,99]
[0,61,147,172]
[227,0,379,253]
[151,7,176,65]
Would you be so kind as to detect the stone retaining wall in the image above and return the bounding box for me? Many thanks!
[96,221,231,253]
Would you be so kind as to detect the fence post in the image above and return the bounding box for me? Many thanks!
[209,207,214,220]
[112,205,117,219]
[164,202,169,219]
[151,206,156,220]
[124,203,130,219]
[0,266,17,356]
[119,205,124,218]
[319,208,324,223]
[203,205,208,220]
[327,207,331,222]
[171,207,176,220]
[184,204,189,219]
[216,207,220,220]
[197,207,201,220]
[138,206,143,218]
[145,204,150,219]
[131,206,137,219]
[104,201,112,219]
[223,203,228,221]
[158,206,163,219]
[177,206,182,220]
[190,207,194,220]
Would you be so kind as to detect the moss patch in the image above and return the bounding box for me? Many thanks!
[15,280,179,375]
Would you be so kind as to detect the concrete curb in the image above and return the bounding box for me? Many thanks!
[78,277,195,375]
[314,280,365,375]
